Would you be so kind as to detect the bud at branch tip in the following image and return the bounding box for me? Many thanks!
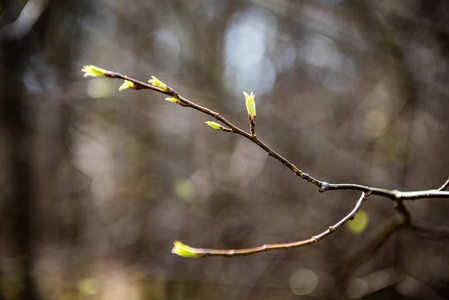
[81,65,108,78]
[172,241,204,258]
[243,91,256,122]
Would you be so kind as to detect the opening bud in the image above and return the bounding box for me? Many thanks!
[165,97,178,104]
[205,121,222,130]
[119,80,136,91]
[148,76,167,91]
[243,91,256,122]
[171,241,204,258]
[82,65,108,78]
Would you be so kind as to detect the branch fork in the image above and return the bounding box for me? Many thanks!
[81,65,449,258]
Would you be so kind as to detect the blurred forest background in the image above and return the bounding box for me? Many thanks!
[1,0,449,299]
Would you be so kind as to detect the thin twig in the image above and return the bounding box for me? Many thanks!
[394,200,412,223]
[180,192,368,257]
[104,71,449,201]
[320,183,449,200]
[107,71,325,188]
[249,119,256,137]
[438,177,449,191]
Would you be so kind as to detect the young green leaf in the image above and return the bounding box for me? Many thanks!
[148,76,167,91]
[243,91,256,122]
[82,65,108,78]
[119,80,136,91]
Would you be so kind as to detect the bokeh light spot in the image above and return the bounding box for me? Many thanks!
[363,109,389,138]
[77,278,98,295]
[289,268,319,295]
[174,179,195,202]
[87,78,114,98]
[347,209,369,234]
[347,278,369,299]
[223,8,277,96]
[153,29,180,69]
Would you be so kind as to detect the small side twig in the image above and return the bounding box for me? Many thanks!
[99,68,326,189]
[438,177,449,191]
[172,192,368,257]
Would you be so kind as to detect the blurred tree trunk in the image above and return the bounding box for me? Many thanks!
[0,37,37,300]
[0,1,44,299]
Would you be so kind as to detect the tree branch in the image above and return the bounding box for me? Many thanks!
[322,183,449,201]
[81,67,449,257]
[98,69,449,201]
[172,192,368,257]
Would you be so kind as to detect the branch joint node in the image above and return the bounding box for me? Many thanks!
[392,190,402,199]
[319,182,329,192]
